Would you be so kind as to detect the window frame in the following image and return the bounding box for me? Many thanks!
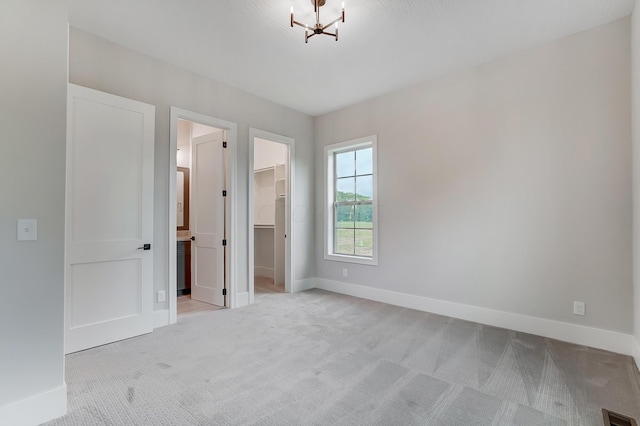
[324,135,378,266]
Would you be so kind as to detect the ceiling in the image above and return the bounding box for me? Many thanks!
[68,0,636,117]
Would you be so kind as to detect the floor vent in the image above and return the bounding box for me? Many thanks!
[603,409,638,426]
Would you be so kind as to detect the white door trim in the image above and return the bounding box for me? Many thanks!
[248,128,295,304]
[169,107,238,325]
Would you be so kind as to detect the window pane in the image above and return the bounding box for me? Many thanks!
[336,229,355,255]
[355,204,373,228]
[356,148,372,175]
[336,151,355,178]
[355,230,373,257]
[336,177,355,201]
[356,175,373,201]
[336,205,355,228]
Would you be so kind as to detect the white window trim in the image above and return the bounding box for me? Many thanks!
[324,135,378,266]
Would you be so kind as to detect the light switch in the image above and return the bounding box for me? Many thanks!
[17,219,37,241]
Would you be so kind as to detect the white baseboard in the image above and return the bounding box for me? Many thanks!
[153,309,170,329]
[0,383,67,426]
[315,278,635,357]
[236,291,249,308]
[293,278,316,293]
[633,336,640,371]
[255,267,274,280]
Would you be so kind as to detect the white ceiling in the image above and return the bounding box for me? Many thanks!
[68,0,636,116]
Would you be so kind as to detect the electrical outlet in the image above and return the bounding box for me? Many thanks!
[573,301,585,316]
[157,290,166,303]
[17,219,37,241]
[342,268,348,278]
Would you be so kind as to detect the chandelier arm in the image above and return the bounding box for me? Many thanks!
[322,16,343,30]
[292,20,310,29]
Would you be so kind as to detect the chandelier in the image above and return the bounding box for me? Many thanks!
[290,0,345,43]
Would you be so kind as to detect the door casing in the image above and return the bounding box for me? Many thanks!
[169,108,238,325]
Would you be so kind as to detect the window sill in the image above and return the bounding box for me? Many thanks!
[324,253,378,266]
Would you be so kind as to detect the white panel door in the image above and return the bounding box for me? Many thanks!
[65,84,155,354]
[191,131,225,306]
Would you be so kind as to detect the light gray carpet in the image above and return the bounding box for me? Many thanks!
[46,289,640,425]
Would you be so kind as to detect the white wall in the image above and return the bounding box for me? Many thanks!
[0,0,68,423]
[632,3,640,363]
[315,18,632,334]
[176,119,191,168]
[68,28,316,310]
[254,137,287,171]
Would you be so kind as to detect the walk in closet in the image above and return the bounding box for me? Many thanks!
[254,139,287,287]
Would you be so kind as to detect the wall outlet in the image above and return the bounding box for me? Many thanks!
[573,301,585,316]
[342,268,348,278]
[17,219,37,241]
[157,290,166,303]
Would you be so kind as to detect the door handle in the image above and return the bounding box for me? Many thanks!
[190,236,195,241]
[137,243,151,250]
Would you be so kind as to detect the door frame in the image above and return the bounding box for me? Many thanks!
[169,107,238,324]
[248,128,295,303]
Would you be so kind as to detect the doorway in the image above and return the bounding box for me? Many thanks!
[175,120,227,317]
[248,129,295,304]
[169,108,238,324]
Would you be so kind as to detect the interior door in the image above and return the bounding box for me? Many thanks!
[65,84,155,354]
[191,130,225,306]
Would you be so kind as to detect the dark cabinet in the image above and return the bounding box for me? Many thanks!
[177,240,191,295]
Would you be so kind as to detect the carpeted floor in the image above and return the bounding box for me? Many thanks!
[46,289,640,425]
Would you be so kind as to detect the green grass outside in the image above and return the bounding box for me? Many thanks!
[336,228,373,257]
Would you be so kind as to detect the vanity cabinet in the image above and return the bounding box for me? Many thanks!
[177,240,191,294]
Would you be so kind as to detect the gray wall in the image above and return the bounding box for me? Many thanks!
[632,4,640,353]
[0,0,67,408]
[314,18,633,333]
[68,28,315,310]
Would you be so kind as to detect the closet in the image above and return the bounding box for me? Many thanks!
[254,139,287,287]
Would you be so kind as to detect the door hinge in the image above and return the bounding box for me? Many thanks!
[222,239,227,246]
[222,190,227,197]
[223,141,227,148]
[222,288,227,296]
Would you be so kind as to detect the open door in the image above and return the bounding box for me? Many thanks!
[191,130,225,306]
[65,84,155,353]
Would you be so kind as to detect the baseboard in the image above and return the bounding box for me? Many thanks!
[236,291,249,308]
[255,267,274,280]
[293,278,317,293]
[0,383,67,426]
[315,278,634,356]
[633,336,640,371]
[153,309,170,329]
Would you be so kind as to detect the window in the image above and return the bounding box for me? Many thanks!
[325,136,378,265]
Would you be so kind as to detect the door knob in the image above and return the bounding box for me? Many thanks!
[137,243,151,250]
[190,236,195,241]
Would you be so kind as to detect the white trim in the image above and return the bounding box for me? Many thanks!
[0,384,67,426]
[315,278,635,356]
[293,278,317,293]
[324,135,378,266]
[236,292,250,308]
[153,309,170,329]
[248,128,295,305]
[633,336,640,371]
[254,266,275,280]
[169,108,238,323]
